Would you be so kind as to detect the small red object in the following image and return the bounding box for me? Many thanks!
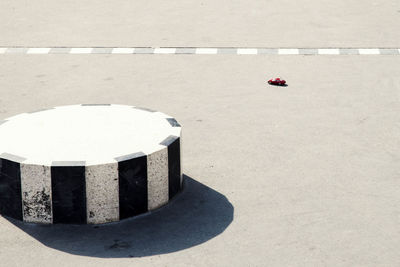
[268,77,286,86]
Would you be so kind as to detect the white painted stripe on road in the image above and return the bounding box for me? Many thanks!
[112,48,135,54]
[358,49,380,55]
[27,48,51,54]
[278,49,299,55]
[154,48,176,54]
[318,48,340,55]
[70,48,93,54]
[237,48,258,55]
[0,47,399,55]
[195,48,218,54]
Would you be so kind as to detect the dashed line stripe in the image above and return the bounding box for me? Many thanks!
[27,48,51,54]
[154,48,176,54]
[111,48,135,54]
[70,48,93,54]
[0,48,399,55]
[195,48,218,54]
[318,49,340,55]
[278,48,299,55]
[237,48,258,55]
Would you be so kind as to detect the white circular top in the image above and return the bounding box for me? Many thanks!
[0,104,181,166]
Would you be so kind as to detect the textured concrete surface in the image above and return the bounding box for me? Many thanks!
[0,55,399,266]
[85,163,119,224]
[20,164,52,223]
[0,0,399,47]
[147,148,169,210]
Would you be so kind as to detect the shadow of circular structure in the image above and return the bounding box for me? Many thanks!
[4,175,234,258]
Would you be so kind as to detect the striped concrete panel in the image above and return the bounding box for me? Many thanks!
[134,106,156,112]
[51,162,87,224]
[0,155,23,220]
[166,118,181,127]
[168,137,181,198]
[81,103,111,106]
[118,154,148,219]
[85,163,119,224]
[20,164,52,223]
[180,134,183,187]
[160,136,182,199]
[147,148,169,210]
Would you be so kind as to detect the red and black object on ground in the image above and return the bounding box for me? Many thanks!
[268,78,286,86]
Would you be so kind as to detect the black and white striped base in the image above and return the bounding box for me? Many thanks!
[0,104,182,224]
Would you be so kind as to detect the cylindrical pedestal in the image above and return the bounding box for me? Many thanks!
[0,104,182,224]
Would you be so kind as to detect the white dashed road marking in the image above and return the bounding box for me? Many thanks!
[0,47,399,55]
[195,48,218,54]
[318,48,340,55]
[69,48,94,54]
[27,48,51,54]
[278,48,299,55]
[154,48,177,54]
[237,48,258,55]
[111,48,135,54]
[358,49,380,55]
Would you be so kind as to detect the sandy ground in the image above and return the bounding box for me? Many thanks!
[0,55,399,266]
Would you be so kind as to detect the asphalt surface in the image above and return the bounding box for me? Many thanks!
[0,0,399,47]
[0,1,400,266]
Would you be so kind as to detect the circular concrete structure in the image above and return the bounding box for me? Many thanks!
[0,104,182,224]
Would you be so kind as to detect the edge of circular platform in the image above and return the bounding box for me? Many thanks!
[0,104,183,225]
